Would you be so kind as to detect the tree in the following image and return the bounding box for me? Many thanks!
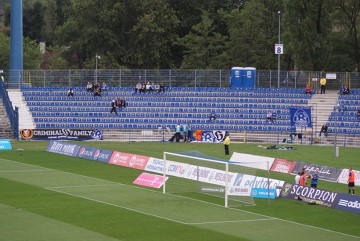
[335,0,360,71]
[178,11,230,69]
[283,0,335,71]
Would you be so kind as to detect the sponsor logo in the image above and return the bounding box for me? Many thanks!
[94,150,100,159]
[338,199,360,209]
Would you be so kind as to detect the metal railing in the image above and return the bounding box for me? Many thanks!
[3,69,360,90]
[0,80,19,139]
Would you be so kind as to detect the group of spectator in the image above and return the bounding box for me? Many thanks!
[86,81,108,97]
[110,96,126,115]
[169,123,191,142]
[135,82,165,93]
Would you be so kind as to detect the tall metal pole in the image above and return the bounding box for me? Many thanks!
[95,54,100,83]
[277,11,281,88]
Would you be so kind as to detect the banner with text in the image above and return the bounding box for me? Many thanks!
[291,162,342,182]
[270,159,296,174]
[21,129,103,141]
[109,151,150,170]
[281,183,338,208]
[0,139,12,150]
[46,140,80,157]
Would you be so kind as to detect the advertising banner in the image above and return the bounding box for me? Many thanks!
[229,152,275,171]
[281,183,338,208]
[338,169,360,186]
[109,151,150,170]
[270,159,296,174]
[192,130,229,143]
[290,107,312,128]
[334,193,360,214]
[46,140,80,157]
[251,188,276,199]
[133,173,168,188]
[145,157,165,174]
[230,173,285,196]
[20,129,103,141]
[291,162,342,182]
[77,146,102,161]
[0,139,12,150]
[95,149,113,163]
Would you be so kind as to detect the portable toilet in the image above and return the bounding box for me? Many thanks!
[230,67,244,88]
[242,67,256,89]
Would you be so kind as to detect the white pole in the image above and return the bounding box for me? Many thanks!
[163,152,166,194]
[225,162,229,208]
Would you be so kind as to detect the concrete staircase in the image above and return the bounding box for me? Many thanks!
[307,90,338,132]
[0,98,13,138]
[7,89,35,130]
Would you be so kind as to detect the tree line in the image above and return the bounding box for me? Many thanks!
[0,0,360,72]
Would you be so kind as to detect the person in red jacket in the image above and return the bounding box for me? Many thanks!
[348,167,356,195]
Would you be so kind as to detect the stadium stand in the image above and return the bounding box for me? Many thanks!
[22,86,312,132]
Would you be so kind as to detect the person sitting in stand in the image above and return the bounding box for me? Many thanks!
[86,82,93,93]
[209,111,217,122]
[135,82,142,93]
[101,81,108,92]
[67,88,74,97]
[341,84,350,95]
[357,108,360,118]
[118,97,126,110]
[146,82,151,92]
[305,84,312,94]
[319,123,328,137]
[94,86,101,97]
[159,83,165,93]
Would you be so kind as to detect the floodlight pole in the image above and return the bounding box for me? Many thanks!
[95,54,101,83]
[277,11,281,88]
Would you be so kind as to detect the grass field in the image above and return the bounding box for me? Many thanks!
[1,141,360,241]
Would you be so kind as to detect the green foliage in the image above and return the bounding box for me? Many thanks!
[2,0,360,70]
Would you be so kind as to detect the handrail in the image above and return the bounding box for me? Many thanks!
[0,80,19,139]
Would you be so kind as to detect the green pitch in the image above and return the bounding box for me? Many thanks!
[1,141,360,241]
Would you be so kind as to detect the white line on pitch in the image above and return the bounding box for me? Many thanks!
[186,218,275,225]
[46,187,188,225]
[2,158,360,239]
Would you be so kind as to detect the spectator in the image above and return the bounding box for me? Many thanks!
[94,86,101,97]
[320,75,326,94]
[67,88,74,97]
[175,124,181,142]
[110,97,118,115]
[151,82,156,92]
[319,123,328,137]
[357,108,360,118]
[224,133,230,155]
[341,84,350,95]
[305,84,312,94]
[159,83,165,93]
[209,111,216,122]
[308,170,319,188]
[182,124,189,142]
[141,82,146,93]
[155,83,160,92]
[101,81,108,92]
[146,82,151,92]
[118,97,126,110]
[187,124,192,142]
[135,82,142,93]
[266,110,276,123]
[86,82,93,93]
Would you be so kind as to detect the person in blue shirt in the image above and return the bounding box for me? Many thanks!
[309,170,319,188]
[183,124,189,142]
[209,111,216,122]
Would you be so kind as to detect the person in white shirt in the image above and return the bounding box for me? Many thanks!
[295,172,301,185]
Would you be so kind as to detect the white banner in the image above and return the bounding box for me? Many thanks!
[229,152,275,171]
[337,169,360,186]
